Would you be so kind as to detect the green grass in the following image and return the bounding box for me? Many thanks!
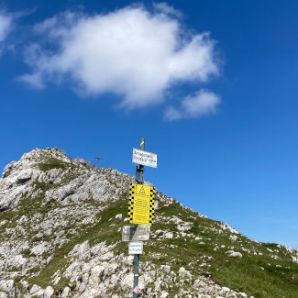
[145,200,298,298]
[36,158,71,171]
[211,255,298,298]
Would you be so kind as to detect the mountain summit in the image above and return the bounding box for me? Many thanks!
[0,148,297,298]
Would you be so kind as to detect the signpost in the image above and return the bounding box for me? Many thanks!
[132,148,157,168]
[128,241,144,255]
[122,225,151,242]
[126,138,157,298]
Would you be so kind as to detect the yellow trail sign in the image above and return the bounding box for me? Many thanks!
[128,183,155,224]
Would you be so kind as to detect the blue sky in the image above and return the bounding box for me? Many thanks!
[1,0,298,248]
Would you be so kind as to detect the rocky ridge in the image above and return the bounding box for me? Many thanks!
[0,148,298,298]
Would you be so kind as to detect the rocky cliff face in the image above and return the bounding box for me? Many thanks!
[0,148,297,298]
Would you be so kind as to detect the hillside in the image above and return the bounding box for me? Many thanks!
[0,148,297,298]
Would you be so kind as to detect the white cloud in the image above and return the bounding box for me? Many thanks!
[18,72,45,89]
[153,2,183,18]
[0,11,12,50]
[21,4,219,109]
[164,90,220,121]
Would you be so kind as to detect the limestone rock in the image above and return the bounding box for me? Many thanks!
[44,286,54,298]
[30,284,44,297]
[227,251,243,258]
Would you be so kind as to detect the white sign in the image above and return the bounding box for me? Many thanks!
[132,148,157,168]
[122,225,151,242]
[128,241,143,255]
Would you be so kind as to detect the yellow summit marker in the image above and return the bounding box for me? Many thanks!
[140,138,145,150]
[128,183,155,224]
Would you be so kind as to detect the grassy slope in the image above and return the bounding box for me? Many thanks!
[148,202,298,298]
[20,195,298,298]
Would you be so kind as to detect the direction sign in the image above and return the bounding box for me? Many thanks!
[128,183,155,224]
[132,148,157,168]
[122,224,151,241]
[128,241,143,255]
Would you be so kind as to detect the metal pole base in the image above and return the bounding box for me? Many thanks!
[133,254,140,297]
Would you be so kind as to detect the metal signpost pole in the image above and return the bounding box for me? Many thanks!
[133,138,145,298]
[133,253,140,297]
[129,138,157,297]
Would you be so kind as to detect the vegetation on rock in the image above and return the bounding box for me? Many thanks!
[0,148,297,297]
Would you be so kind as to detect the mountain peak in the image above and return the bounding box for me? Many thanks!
[0,148,298,297]
[2,147,70,177]
[0,147,131,211]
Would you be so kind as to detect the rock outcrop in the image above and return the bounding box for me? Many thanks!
[0,148,297,298]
